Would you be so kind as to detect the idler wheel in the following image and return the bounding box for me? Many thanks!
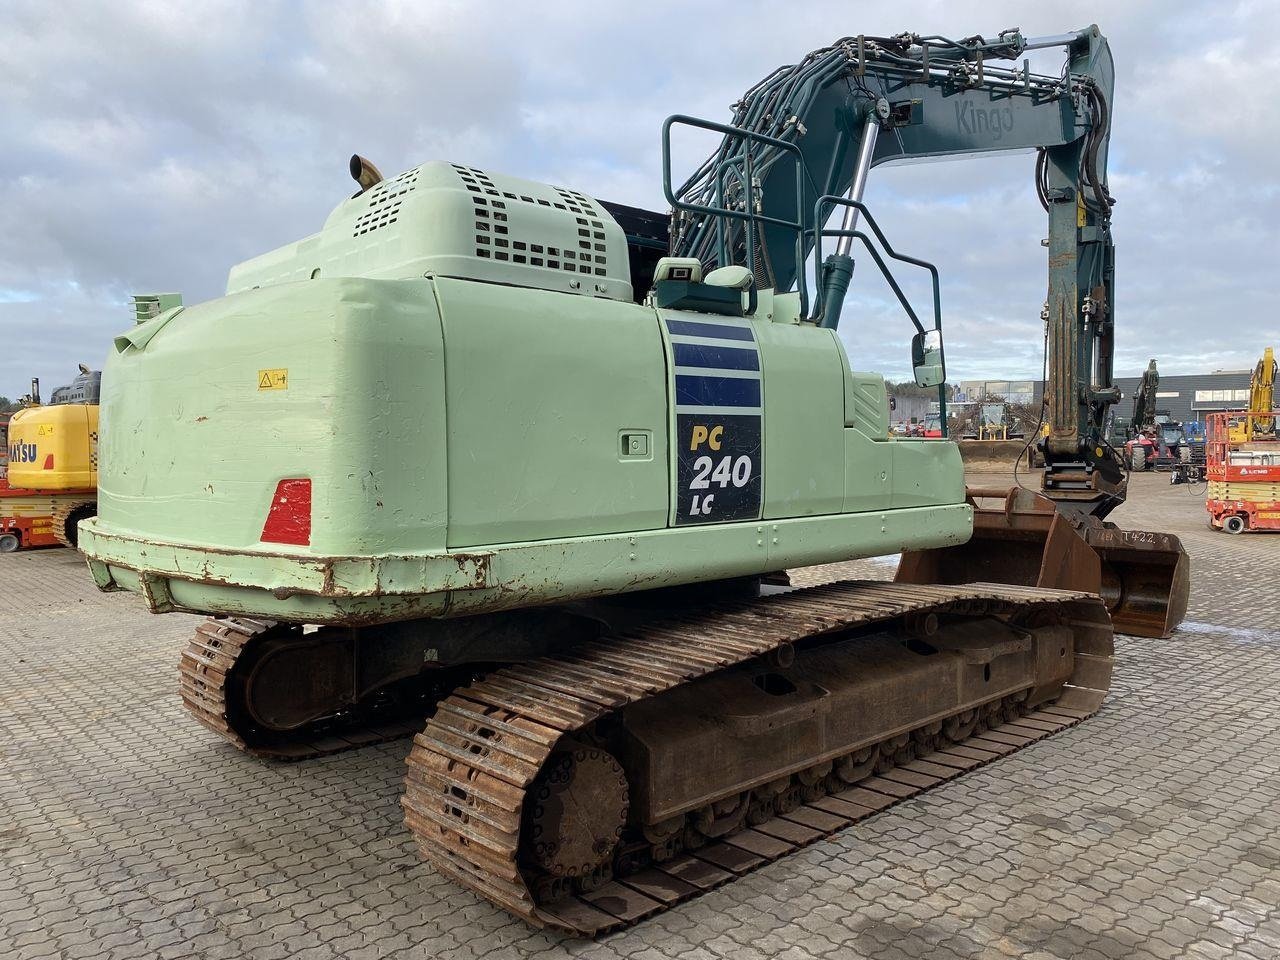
[525,744,628,878]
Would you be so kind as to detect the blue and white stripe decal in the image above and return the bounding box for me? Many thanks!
[675,374,761,408]
[665,319,755,342]
[671,342,760,371]
[665,315,762,416]
[663,313,763,525]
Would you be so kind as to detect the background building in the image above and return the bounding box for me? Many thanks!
[1112,370,1252,424]
[889,370,1254,434]
[956,371,1253,425]
[953,380,1044,406]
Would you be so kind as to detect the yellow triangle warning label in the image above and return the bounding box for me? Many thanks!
[258,369,288,390]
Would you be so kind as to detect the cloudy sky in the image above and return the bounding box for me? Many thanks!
[3,0,1277,400]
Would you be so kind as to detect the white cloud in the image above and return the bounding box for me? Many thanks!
[1,0,1276,400]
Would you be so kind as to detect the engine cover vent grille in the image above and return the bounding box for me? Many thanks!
[461,168,609,276]
[353,168,419,237]
[227,160,631,301]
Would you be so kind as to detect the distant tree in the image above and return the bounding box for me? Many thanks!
[0,397,18,413]
[885,380,959,401]
[1006,398,1044,437]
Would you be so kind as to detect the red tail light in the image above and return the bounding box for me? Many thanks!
[260,479,312,546]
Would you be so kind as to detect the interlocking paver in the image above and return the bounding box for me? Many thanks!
[1,472,1278,958]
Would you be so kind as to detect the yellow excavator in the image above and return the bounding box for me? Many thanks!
[1228,347,1276,444]
[3,368,100,549]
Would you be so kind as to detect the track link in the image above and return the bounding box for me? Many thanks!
[402,579,1113,935]
[178,618,423,759]
[50,497,95,549]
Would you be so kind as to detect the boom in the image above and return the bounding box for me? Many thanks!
[669,26,1121,516]
[1249,347,1276,437]
[1132,359,1160,432]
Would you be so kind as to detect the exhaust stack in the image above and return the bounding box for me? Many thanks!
[349,154,384,194]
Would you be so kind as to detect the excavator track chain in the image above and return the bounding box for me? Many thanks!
[50,498,96,550]
[402,579,1113,935]
[178,617,426,759]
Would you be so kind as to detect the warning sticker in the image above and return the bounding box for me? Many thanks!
[258,369,289,391]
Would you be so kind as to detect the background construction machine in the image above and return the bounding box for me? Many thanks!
[1106,358,1185,471]
[954,399,1031,468]
[78,26,1183,933]
[960,401,1027,441]
[1228,346,1276,444]
[1207,409,1280,533]
[2,370,100,550]
[1111,358,1158,467]
[2,299,177,551]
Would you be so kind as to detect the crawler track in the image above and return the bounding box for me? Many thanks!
[401,579,1113,935]
[50,497,95,549]
[178,618,425,759]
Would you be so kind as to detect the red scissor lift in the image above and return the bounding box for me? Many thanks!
[1206,410,1280,533]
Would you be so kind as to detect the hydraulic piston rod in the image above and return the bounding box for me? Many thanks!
[834,111,881,257]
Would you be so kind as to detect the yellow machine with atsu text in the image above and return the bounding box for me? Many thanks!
[5,367,100,548]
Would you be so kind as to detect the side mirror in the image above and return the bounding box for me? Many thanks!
[911,329,945,388]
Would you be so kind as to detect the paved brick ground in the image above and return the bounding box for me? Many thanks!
[2,471,1279,959]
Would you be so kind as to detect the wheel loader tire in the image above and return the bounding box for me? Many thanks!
[1224,515,1246,534]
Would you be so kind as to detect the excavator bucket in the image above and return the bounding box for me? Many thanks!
[956,439,1031,468]
[898,486,1190,639]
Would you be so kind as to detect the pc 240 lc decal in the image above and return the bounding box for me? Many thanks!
[676,414,762,524]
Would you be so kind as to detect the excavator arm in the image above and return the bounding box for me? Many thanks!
[671,25,1119,514]
[667,25,1188,638]
[1132,359,1160,432]
[1250,347,1276,437]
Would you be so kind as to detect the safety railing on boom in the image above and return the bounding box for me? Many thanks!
[812,196,941,335]
[664,115,949,435]
[813,195,947,434]
[662,115,811,317]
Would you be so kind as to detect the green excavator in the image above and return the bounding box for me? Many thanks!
[79,25,1187,934]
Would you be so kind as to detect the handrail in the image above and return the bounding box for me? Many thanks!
[812,195,941,335]
[820,228,927,335]
[663,114,809,315]
[813,194,947,434]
